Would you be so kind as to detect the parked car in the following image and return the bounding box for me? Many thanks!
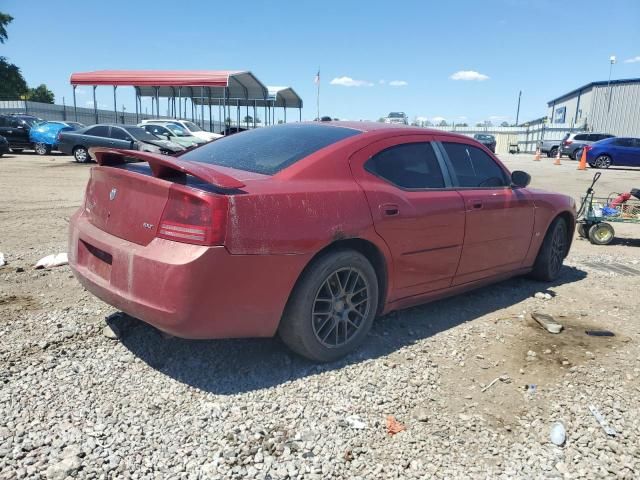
[140,119,222,142]
[30,121,86,155]
[384,112,408,125]
[586,137,640,168]
[0,114,44,152]
[138,122,206,149]
[58,124,186,163]
[68,122,575,362]
[473,133,496,153]
[560,132,614,160]
[0,135,9,157]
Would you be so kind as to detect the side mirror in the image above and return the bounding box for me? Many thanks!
[129,140,136,150]
[511,170,531,188]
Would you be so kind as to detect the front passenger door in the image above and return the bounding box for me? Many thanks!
[109,127,135,149]
[436,139,535,285]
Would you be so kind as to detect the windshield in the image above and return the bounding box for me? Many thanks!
[180,123,361,175]
[124,126,163,142]
[19,117,44,126]
[165,123,190,137]
[67,122,85,130]
[183,121,203,132]
[388,112,405,118]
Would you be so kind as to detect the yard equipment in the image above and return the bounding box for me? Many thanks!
[576,172,640,245]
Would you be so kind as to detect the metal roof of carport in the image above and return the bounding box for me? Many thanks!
[69,70,268,99]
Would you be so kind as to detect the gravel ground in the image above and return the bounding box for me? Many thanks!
[1,152,639,479]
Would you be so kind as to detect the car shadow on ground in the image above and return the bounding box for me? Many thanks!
[112,266,587,395]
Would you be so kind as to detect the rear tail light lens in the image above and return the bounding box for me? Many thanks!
[563,140,573,145]
[157,185,228,246]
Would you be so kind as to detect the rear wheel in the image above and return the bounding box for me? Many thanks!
[574,148,583,161]
[588,222,614,245]
[594,155,611,169]
[530,217,568,281]
[549,147,558,158]
[279,249,378,362]
[577,223,589,238]
[73,146,90,163]
[34,143,51,155]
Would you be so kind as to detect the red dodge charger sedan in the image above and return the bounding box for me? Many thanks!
[69,122,575,361]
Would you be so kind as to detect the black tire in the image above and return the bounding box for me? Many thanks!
[530,217,568,281]
[34,142,51,155]
[577,223,589,238]
[588,223,614,245]
[279,249,379,362]
[73,146,90,163]
[549,147,558,159]
[594,155,611,169]
[574,148,583,162]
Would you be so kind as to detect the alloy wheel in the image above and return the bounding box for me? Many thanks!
[75,148,87,163]
[595,156,610,168]
[311,267,371,348]
[549,224,566,277]
[35,143,47,155]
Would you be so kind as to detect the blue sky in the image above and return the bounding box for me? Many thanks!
[2,0,640,124]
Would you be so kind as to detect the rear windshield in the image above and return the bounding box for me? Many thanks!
[180,123,361,175]
[475,134,495,141]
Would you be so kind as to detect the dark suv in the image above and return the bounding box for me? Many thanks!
[560,132,614,160]
[0,114,43,152]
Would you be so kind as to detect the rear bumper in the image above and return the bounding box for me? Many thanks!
[68,210,309,339]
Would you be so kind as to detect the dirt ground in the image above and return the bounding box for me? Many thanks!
[1,151,639,478]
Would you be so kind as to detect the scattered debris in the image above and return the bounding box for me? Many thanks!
[589,405,617,437]
[534,292,553,300]
[343,449,354,462]
[411,407,429,422]
[15,266,24,273]
[344,415,367,430]
[386,415,406,435]
[550,422,566,446]
[34,253,68,269]
[526,384,537,394]
[586,330,615,337]
[531,312,563,334]
[0,252,5,266]
[526,350,537,361]
[481,374,511,392]
[102,325,119,340]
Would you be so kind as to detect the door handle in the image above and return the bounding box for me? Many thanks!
[380,203,400,216]
[470,200,483,210]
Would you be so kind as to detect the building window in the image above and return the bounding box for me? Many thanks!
[553,106,566,124]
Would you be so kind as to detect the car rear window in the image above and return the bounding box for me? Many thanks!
[180,123,361,175]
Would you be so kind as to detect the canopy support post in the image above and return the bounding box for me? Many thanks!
[208,87,212,132]
[253,100,257,128]
[134,88,139,123]
[201,86,205,129]
[92,86,98,124]
[113,86,118,123]
[236,99,240,131]
[72,85,78,122]
[178,87,182,119]
[299,107,302,122]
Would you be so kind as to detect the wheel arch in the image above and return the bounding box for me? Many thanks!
[287,238,389,317]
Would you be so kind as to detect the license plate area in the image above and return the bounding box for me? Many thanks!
[78,240,112,280]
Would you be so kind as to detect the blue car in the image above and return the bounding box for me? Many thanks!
[586,137,640,169]
[29,121,85,155]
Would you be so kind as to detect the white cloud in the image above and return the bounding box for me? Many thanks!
[450,70,490,81]
[624,56,640,63]
[388,80,408,87]
[379,79,386,85]
[431,116,447,123]
[75,88,88,96]
[415,116,428,122]
[330,76,374,87]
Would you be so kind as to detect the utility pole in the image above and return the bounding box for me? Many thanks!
[515,90,522,126]
[607,55,616,112]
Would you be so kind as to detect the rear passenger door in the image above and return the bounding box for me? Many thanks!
[436,138,535,285]
[350,135,465,299]
[83,126,112,148]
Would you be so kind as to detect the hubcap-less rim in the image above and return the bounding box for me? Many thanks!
[550,225,566,276]
[75,149,87,162]
[312,267,370,348]
[35,143,46,154]
[596,156,610,168]
[594,226,613,243]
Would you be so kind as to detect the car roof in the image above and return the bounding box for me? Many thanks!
[311,121,473,141]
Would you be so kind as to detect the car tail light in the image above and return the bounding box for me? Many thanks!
[157,185,228,246]
[56,132,62,142]
[563,140,573,146]
[584,145,591,152]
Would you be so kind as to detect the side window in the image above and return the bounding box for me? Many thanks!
[365,142,445,189]
[85,126,110,137]
[614,138,634,147]
[574,134,588,141]
[0,117,6,127]
[110,128,132,141]
[442,142,508,188]
[9,119,22,128]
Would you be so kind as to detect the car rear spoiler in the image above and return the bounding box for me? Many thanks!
[90,147,245,190]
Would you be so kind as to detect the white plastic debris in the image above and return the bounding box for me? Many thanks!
[344,415,367,430]
[34,253,68,269]
[0,252,5,267]
[532,312,563,334]
[589,405,617,437]
[550,422,566,446]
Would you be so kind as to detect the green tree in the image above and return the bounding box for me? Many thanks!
[438,119,448,127]
[0,11,13,44]
[28,84,54,103]
[500,121,509,127]
[0,57,28,99]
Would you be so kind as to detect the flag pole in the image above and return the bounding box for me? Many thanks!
[316,67,320,121]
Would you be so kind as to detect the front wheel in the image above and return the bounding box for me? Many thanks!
[279,249,379,362]
[530,217,568,281]
[549,147,558,159]
[588,223,614,245]
[34,143,51,155]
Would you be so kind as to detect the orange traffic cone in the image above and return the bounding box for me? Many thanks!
[554,149,561,166]
[577,147,588,170]
[534,148,541,161]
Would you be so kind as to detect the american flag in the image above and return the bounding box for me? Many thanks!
[314,69,320,85]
